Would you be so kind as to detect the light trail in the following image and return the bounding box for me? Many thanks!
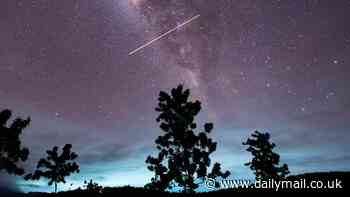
[128,14,200,56]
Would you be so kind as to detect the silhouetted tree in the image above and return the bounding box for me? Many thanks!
[84,179,103,194]
[0,109,30,175]
[24,144,80,193]
[243,131,289,180]
[146,85,230,193]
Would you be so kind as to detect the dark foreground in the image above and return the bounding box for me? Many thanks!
[2,172,349,197]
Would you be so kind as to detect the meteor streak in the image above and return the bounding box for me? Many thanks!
[128,14,200,56]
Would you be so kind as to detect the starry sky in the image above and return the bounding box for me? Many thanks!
[1,0,350,193]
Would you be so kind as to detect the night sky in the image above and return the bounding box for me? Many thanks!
[1,0,350,192]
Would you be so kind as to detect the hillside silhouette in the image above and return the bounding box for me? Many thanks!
[1,171,348,196]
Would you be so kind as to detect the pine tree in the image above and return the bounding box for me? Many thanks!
[0,109,30,175]
[146,85,230,193]
[243,130,289,180]
[24,144,80,193]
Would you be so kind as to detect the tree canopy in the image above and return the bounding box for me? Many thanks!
[25,144,80,193]
[146,85,230,193]
[0,109,30,175]
[243,130,289,180]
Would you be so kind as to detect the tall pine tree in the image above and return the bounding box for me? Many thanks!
[243,130,289,180]
[146,85,230,193]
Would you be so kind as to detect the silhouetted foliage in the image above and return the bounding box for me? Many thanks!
[243,130,289,180]
[24,144,80,193]
[0,109,30,175]
[146,85,230,193]
[84,179,103,194]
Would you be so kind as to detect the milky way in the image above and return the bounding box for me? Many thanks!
[0,0,349,192]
